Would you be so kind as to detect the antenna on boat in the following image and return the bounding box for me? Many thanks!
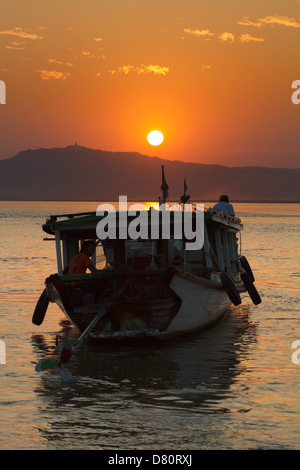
[159,165,169,206]
[180,177,191,205]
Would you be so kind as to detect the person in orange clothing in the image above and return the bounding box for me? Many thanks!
[66,240,98,290]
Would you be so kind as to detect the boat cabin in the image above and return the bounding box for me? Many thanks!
[43,207,243,283]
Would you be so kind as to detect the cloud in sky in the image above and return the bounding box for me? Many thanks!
[37,70,71,80]
[184,14,299,45]
[0,27,42,40]
[238,18,264,27]
[141,65,169,75]
[81,50,106,60]
[218,32,235,42]
[110,64,169,75]
[239,33,265,43]
[81,50,96,58]
[184,28,264,44]
[238,15,300,28]
[48,59,73,67]
[184,28,215,38]
[5,45,25,50]
[261,15,300,27]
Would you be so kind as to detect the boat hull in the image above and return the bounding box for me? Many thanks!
[166,273,232,335]
[45,269,239,341]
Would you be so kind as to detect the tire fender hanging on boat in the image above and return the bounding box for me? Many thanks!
[239,256,255,282]
[241,272,262,305]
[32,288,49,325]
[220,273,242,306]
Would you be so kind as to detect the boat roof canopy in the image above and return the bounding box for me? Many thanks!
[42,208,243,239]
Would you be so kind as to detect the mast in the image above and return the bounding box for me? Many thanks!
[180,177,191,206]
[160,165,169,205]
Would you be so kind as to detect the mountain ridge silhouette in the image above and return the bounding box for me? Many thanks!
[0,145,299,201]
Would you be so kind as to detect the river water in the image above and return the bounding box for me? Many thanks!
[0,201,299,450]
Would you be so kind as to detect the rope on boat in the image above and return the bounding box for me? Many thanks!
[35,283,128,373]
[35,301,110,373]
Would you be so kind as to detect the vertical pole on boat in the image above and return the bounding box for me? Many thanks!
[161,165,169,205]
[227,232,238,272]
[180,177,190,206]
[181,177,186,268]
[203,224,213,270]
[183,249,187,271]
[180,177,191,269]
[55,231,63,275]
[214,231,225,272]
[151,241,156,267]
[183,177,187,203]
[182,179,186,268]
[222,231,231,272]
[62,240,68,272]
[92,243,97,267]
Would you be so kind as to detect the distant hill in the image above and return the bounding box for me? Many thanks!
[0,145,299,202]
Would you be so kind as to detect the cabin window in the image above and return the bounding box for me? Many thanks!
[99,239,115,268]
[184,249,204,274]
[167,238,184,267]
[95,241,108,269]
[125,240,153,268]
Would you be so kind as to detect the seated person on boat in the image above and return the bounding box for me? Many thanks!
[64,240,99,293]
[213,195,235,216]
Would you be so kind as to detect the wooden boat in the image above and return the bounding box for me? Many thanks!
[32,176,261,342]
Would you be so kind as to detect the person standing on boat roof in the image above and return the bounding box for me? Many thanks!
[213,195,235,216]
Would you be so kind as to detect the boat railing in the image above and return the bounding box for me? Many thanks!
[45,206,242,228]
[205,207,241,225]
[179,201,242,225]
[46,211,96,223]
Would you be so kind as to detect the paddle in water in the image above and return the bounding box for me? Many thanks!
[35,341,73,372]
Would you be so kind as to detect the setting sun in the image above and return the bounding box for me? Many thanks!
[147,130,164,146]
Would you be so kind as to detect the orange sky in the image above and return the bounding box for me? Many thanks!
[0,0,299,168]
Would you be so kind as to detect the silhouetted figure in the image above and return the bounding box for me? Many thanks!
[64,240,98,295]
[213,195,235,216]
